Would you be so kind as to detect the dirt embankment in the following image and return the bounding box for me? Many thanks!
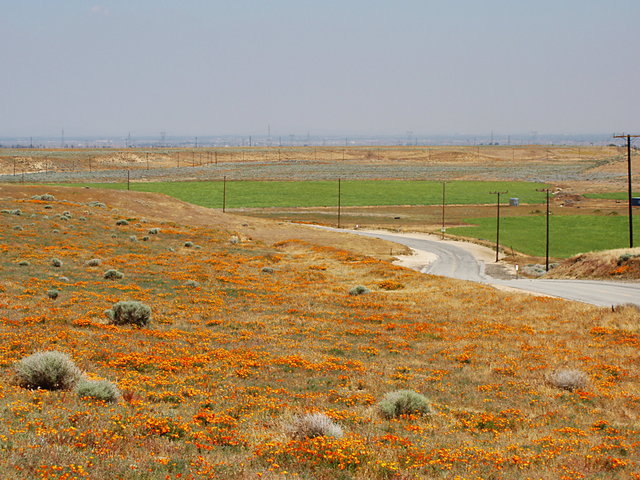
[546,247,640,280]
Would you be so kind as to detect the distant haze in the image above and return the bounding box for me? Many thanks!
[2,1,639,139]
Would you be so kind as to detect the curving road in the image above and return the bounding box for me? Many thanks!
[316,227,640,307]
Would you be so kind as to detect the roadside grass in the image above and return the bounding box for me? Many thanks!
[1,188,639,479]
[61,180,549,208]
[448,214,640,257]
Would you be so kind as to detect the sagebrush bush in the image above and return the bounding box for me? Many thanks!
[18,260,30,266]
[261,267,275,274]
[148,228,160,234]
[103,269,124,279]
[184,280,200,288]
[184,241,194,248]
[230,235,239,244]
[106,301,152,327]
[47,289,59,299]
[289,413,344,440]
[85,258,102,267]
[51,258,63,267]
[14,351,83,391]
[547,368,588,391]
[379,390,432,418]
[116,219,129,226]
[349,285,369,296]
[76,379,120,402]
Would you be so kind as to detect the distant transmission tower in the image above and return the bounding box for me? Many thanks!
[160,131,166,147]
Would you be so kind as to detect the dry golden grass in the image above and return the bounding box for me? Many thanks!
[0,186,639,479]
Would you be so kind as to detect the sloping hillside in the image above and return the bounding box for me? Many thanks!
[0,186,639,479]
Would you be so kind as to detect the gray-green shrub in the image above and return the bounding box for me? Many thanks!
[148,228,160,235]
[379,390,432,418]
[103,269,124,280]
[184,280,200,288]
[116,219,129,226]
[106,301,151,327]
[85,258,102,267]
[349,285,369,296]
[76,379,120,402]
[13,351,83,391]
[51,258,63,267]
[47,289,59,299]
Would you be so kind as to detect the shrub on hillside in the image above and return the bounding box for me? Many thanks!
[379,389,432,419]
[51,258,63,267]
[106,301,151,327]
[349,285,369,296]
[76,379,120,402]
[547,368,588,391]
[289,413,344,440]
[103,269,124,279]
[116,219,129,226]
[85,258,102,267]
[47,289,59,299]
[14,351,83,391]
[148,228,160,235]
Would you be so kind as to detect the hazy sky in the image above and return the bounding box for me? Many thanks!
[2,0,639,138]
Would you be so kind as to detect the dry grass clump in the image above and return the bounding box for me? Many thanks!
[13,351,83,391]
[379,389,432,418]
[106,300,151,326]
[547,368,589,391]
[288,413,344,440]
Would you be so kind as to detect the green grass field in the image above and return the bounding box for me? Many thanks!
[70,180,548,208]
[584,191,640,200]
[448,214,639,258]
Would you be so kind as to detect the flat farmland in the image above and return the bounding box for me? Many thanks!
[63,180,549,208]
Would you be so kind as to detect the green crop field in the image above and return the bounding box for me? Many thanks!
[448,214,639,258]
[66,180,548,208]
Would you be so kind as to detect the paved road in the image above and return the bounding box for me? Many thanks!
[320,227,640,307]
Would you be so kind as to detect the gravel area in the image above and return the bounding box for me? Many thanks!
[0,158,626,184]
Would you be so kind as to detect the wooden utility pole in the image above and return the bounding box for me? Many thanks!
[337,178,342,228]
[613,134,639,248]
[490,191,508,262]
[441,182,447,239]
[537,188,552,271]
